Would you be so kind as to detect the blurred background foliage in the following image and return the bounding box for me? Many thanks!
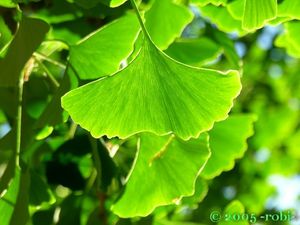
[0,0,300,224]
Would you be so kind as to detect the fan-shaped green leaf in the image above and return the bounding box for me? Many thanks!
[62,33,241,140]
[201,114,255,179]
[0,17,49,87]
[242,0,277,31]
[145,0,193,50]
[111,133,211,217]
[69,13,140,80]
[165,38,222,67]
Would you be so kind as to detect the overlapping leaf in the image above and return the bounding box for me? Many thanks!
[199,5,246,36]
[145,0,193,50]
[201,114,255,179]
[69,13,140,79]
[165,38,222,67]
[111,133,211,217]
[278,0,300,20]
[275,21,300,58]
[242,0,277,31]
[0,17,49,87]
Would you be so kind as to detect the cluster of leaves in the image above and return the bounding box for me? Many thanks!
[0,0,300,225]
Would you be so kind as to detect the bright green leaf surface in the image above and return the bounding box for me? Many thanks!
[145,0,193,50]
[181,178,208,206]
[0,17,49,87]
[218,200,248,225]
[200,5,246,36]
[275,21,300,58]
[69,13,140,79]
[242,0,277,31]
[111,133,211,217]
[201,114,255,179]
[278,0,300,20]
[165,38,222,67]
[227,0,244,20]
[62,36,241,140]
[0,0,16,8]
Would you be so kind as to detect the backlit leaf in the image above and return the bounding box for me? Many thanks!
[62,35,241,140]
[275,21,300,58]
[165,38,222,67]
[145,0,193,50]
[111,133,211,217]
[218,200,248,225]
[278,0,300,20]
[69,13,140,80]
[242,0,277,31]
[202,114,255,179]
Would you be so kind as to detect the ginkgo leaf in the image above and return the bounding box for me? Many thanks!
[201,114,255,179]
[62,36,241,140]
[200,5,246,36]
[69,13,140,80]
[0,17,49,87]
[145,0,193,50]
[242,0,277,31]
[227,0,244,20]
[278,0,300,20]
[275,21,300,58]
[164,38,222,67]
[218,200,248,225]
[111,133,211,217]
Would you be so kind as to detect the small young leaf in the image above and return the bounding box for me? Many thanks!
[218,200,248,225]
[111,133,211,217]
